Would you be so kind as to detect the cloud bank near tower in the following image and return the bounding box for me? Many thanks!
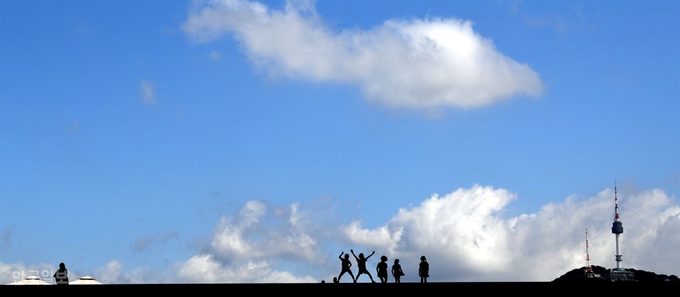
[5,185,675,284]
[182,0,543,109]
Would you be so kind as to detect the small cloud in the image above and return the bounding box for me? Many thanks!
[133,232,178,253]
[66,120,80,135]
[209,50,220,61]
[74,19,93,34]
[161,26,176,36]
[92,260,173,284]
[1,227,12,249]
[140,80,157,106]
[516,2,596,34]
[94,261,123,284]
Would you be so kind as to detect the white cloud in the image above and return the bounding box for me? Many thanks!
[6,185,676,284]
[209,50,221,60]
[341,221,402,254]
[341,185,680,281]
[210,200,321,264]
[140,80,157,106]
[175,200,327,283]
[177,254,315,283]
[133,231,178,253]
[0,261,71,285]
[341,185,517,280]
[172,185,680,283]
[94,260,124,284]
[92,260,179,284]
[182,0,543,110]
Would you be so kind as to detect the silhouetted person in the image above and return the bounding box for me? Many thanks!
[351,249,375,283]
[419,256,429,283]
[333,277,339,283]
[376,255,388,283]
[337,251,355,283]
[391,259,404,283]
[53,263,69,285]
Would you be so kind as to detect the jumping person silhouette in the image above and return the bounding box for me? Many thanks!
[337,251,355,283]
[376,255,389,283]
[419,256,429,283]
[351,249,376,283]
[391,259,404,283]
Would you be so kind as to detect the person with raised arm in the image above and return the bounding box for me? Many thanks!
[351,249,376,283]
[337,251,355,283]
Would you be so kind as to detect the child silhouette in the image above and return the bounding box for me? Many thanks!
[351,249,376,283]
[337,252,355,283]
[419,256,429,283]
[391,259,404,283]
[376,255,388,283]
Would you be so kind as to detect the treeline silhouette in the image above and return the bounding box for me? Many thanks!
[553,265,679,282]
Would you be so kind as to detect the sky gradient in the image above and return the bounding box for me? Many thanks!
[1,0,679,283]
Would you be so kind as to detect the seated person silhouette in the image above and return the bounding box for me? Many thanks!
[53,262,69,285]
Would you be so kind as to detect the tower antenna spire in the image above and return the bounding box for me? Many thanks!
[614,181,620,221]
[584,227,594,277]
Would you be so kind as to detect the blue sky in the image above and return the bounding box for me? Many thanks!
[1,0,678,283]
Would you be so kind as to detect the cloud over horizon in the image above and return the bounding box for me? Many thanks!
[173,185,680,282]
[181,0,543,110]
[3,185,677,284]
[341,185,680,281]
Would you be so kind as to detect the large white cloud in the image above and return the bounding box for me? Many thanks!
[177,254,315,283]
[182,0,543,109]
[177,200,327,283]
[180,184,680,283]
[210,200,322,264]
[341,185,680,281]
[5,185,676,284]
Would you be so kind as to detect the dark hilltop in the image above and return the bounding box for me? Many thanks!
[553,265,679,282]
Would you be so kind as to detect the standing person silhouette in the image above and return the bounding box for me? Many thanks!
[419,256,429,283]
[351,249,376,283]
[337,252,355,283]
[376,255,389,283]
[53,263,69,285]
[391,259,404,283]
